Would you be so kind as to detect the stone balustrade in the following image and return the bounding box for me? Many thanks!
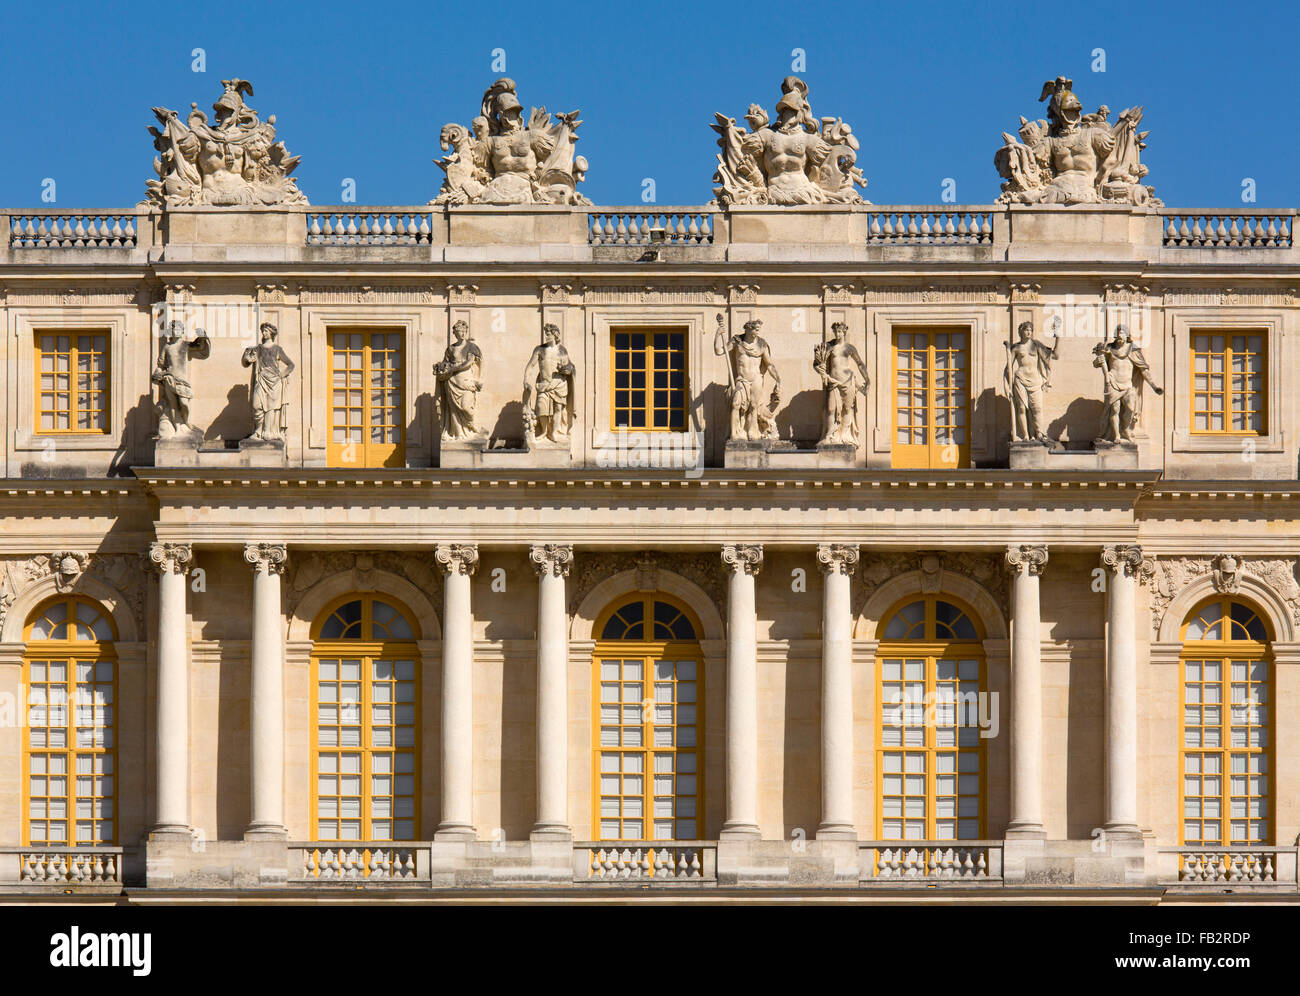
[577,842,717,883]
[1161,846,1298,888]
[861,842,1003,882]
[8,212,139,249]
[289,843,430,883]
[588,208,716,246]
[306,209,435,246]
[1161,210,1293,249]
[867,207,995,245]
[0,846,125,887]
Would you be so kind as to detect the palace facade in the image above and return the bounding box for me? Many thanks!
[1,75,1298,899]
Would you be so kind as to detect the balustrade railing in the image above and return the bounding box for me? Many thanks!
[1164,847,1296,886]
[588,209,715,246]
[290,843,429,882]
[9,213,138,249]
[1161,211,1293,248]
[306,210,435,246]
[867,208,994,245]
[0,847,124,886]
[577,842,716,882]
[861,842,1002,882]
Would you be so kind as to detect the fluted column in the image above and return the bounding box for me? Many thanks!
[149,542,193,838]
[1005,544,1048,839]
[817,543,858,839]
[1100,544,1152,838]
[244,543,288,838]
[721,543,762,839]
[435,543,479,841]
[530,543,573,840]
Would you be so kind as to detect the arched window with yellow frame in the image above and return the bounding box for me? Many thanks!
[23,596,116,846]
[1180,597,1271,846]
[593,593,703,841]
[310,594,420,842]
[876,595,985,841]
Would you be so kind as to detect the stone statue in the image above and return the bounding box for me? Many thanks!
[241,322,295,442]
[435,320,485,441]
[813,321,868,446]
[994,77,1158,206]
[1003,317,1061,443]
[714,314,781,442]
[152,320,211,437]
[523,323,576,444]
[712,76,866,207]
[144,78,307,207]
[1093,325,1162,444]
[432,78,590,206]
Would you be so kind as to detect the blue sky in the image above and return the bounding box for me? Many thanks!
[3,0,1297,209]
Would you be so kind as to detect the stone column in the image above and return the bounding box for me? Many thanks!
[1005,544,1048,838]
[149,542,193,838]
[720,543,762,839]
[530,544,573,840]
[1100,544,1152,838]
[816,543,858,839]
[244,542,288,839]
[435,544,479,841]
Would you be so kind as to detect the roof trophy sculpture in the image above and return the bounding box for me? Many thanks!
[432,78,590,206]
[143,78,308,207]
[714,313,781,442]
[1093,325,1162,445]
[711,76,867,207]
[994,77,1158,206]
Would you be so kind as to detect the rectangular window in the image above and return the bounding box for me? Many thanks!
[35,332,109,433]
[891,327,969,469]
[1191,331,1265,434]
[328,329,404,467]
[612,328,687,431]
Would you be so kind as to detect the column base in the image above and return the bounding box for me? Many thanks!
[1101,822,1143,841]
[148,823,193,841]
[815,822,857,841]
[719,821,761,841]
[243,822,289,841]
[529,823,572,842]
[434,823,478,842]
[1004,821,1047,840]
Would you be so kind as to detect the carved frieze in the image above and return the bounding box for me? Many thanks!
[284,550,440,617]
[853,551,1009,622]
[583,284,717,305]
[300,285,435,305]
[1149,556,1300,636]
[566,552,726,617]
[0,552,146,637]
[864,285,1000,304]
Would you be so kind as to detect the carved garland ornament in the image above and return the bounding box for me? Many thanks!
[852,551,1009,622]
[1148,555,1300,636]
[0,552,148,637]
[283,550,441,617]
[565,552,726,617]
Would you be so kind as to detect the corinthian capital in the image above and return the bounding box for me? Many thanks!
[530,544,573,578]
[1101,544,1155,582]
[721,543,763,576]
[148,542,193,576]
[436,544,480,576]
[1005,544,1049,576]
[816,543,859,576]
[244,542,288,575]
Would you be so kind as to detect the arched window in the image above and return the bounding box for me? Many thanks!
[23,597,116,846]
[876,596,985,841]
[593,594,702,841]
[311,595,419,842]
[1180,597,1270,846]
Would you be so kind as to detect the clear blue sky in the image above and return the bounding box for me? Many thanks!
[3,0,1296,209]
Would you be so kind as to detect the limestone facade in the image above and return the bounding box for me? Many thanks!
[2,182,1299,895]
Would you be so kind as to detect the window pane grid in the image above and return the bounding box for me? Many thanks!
[611,329,687,432]
[892,328,969,468]
[36,332,109,433]
[328,330,403,467]
[1191,332,1264,435]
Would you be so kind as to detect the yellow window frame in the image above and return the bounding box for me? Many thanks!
[1190,329,1266,436]
[1178,596,1272,847]
[610,326,689,433]
[591,593,704,842]
[875,595,986,842]
[34,330,110,434]
[326,328,405,468]
[890,326,970,469]
[22,596,118,847]
[309,594,421,842]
